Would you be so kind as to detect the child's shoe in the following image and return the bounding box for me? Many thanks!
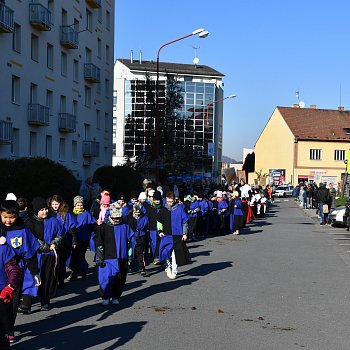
[111,298,119,305]
[101,299,109,306]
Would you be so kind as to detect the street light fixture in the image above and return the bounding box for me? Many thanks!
[154,28,209,184]
[205,94,237,180]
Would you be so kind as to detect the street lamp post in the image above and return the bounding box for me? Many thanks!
[154,28,209,185]
[205,94,236,181]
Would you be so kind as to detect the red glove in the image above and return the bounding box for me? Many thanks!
[0,285,14,303]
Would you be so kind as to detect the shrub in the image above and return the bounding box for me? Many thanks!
[0,157,79,205]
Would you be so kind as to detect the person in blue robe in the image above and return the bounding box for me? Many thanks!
[157,191,191,279]
[22,197,64,312]
[0,199,41,342]
[229,191,244,238]
[68,196,97,281]
[126,202,149,276]
[0,236,22,349]
[93,206,129,306]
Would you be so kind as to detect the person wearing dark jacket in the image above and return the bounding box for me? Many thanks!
[0,235,22,350]
[314,183,331,225]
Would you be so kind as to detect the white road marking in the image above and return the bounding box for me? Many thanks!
[333,238,350,240]
[339,244,350,245]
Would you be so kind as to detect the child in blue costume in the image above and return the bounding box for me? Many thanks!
[49,195,77,287]
[146,190,163,264]
[22,197,64,311]
[229,191,244,239]
[0,234,22,350]
[157,191,191,279]
[68,196,97,281]
[185,195,201,241]
[126,202,149,276]
[0,200,41,342]
[93,206,129,306]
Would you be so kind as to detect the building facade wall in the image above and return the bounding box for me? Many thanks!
[254,108,295,185]
[113,59,224,181]
[0,0,114,181]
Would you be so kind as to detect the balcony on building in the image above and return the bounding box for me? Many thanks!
[0,120,12,144]
[83,141,99,157]
[84,63,100,83]
[0,2,14,33]
[86,0,101,9]
[29,3,51,31]
[28,103,50,126]
[60,25,78,49]
[58,113,76,133]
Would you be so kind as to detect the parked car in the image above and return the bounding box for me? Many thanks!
[275,185,294,197]
[328,206,346,226]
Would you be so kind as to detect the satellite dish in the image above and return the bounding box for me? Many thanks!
[193,57,199,65]
[299,101,305,108]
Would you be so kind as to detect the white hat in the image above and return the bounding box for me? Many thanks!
[148,189,155,197]
[138,192,147,200]
[6,193,17,201]
[216,191,223,198]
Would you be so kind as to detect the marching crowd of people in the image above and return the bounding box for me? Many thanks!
[0,178,273,348]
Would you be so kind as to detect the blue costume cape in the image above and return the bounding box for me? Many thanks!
[230,198,244,231]
[6,227,40,297]
[75,211,96,242]
[97,223,129,297]
[0,243,16,290]
[128,215,148,252]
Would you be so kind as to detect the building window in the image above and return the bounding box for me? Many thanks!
[59,138,66,160]
[72,140,77,162]
[61,52,67,76]
[31,34,39,62]
[334,149,346,161]
[104,112,108,131]
[96,109,101,129]
[12,23,21,53]
[60,95,66,113]
[96,82,101,95]
[11,75,20,104]
[46,90,53,110]
[11,128,19,156]
[84,86,91,107]
[98,6,102,23]
[105,79,109,98]
[86,9,92,32]
[45,135,52,158]
[73,59,79,82]
[47,43,54,69]
[30,83,38,104]
[310,149,321,160]
[29,131,37,156]
[48,0,54,24]
[105,44,110,64]
[72,100,78,116]
[61,8,67,26]
[106,10,110,30]
[97,38,101,59]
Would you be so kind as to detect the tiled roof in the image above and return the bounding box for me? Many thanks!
[117,58,225,77]
[278,106,350,141]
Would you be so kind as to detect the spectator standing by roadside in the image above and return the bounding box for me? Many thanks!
[314,183,331,226]
[329,183,337,211]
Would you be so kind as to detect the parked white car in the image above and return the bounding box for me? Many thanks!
[275,185,294,197]
[328,206,346,226]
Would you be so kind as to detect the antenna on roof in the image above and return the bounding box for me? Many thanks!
[295,88,305,108]
[193,46,200,66]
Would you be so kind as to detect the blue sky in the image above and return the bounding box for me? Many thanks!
[114,1,350,161]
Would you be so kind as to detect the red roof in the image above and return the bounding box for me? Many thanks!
[277,106,350,141]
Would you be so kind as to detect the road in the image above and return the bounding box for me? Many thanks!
[12,199,350,350]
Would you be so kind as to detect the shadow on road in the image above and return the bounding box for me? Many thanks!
[14,322,147,350]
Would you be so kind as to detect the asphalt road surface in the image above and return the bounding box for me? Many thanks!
[12,199,350,350]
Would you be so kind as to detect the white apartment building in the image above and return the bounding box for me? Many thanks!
[113,57,225,182]
[0,0,114,181]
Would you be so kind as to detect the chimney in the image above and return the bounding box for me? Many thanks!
[130,50,133,64]
[338,106,345,111]
[139,50,142,64]
[310,104,317,109]
[292,103,300,108]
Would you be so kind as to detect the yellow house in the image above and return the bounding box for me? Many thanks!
[254,105,350,187]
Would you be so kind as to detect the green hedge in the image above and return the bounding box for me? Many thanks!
[0,157,79,204]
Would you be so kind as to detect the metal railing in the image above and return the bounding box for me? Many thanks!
[29,3,51,31]
[83,140,99,157]
[86,0,101,8]
[28,103,50,125]
[58,113,76,132]
[0,3,14,33]
[0,120,12,144]
[60,25,78,49]
[84,63,100,83]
